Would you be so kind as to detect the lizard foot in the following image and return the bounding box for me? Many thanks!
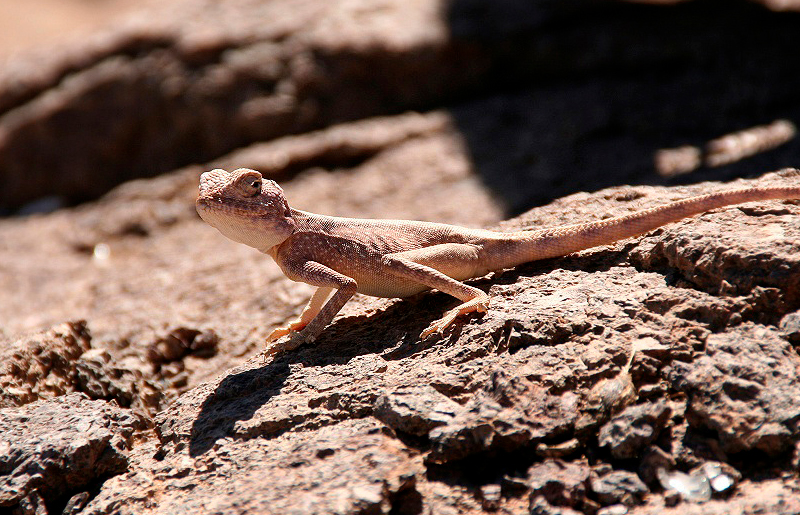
[266,320,309,343]
[262,330,315,361]
[420,296,490,339]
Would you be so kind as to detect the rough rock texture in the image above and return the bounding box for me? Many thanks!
[598,401,671,460]
[590,467,649,507]
[527,459,591,509]
[0,321,163,414]
[2,0,800,514]
[0,393,148,512]
[0,322,91,408]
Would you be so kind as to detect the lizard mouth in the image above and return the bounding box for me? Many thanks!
[195,195,286,228]
[196,195,255,215]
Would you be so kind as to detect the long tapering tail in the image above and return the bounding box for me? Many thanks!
[495,184,800,268]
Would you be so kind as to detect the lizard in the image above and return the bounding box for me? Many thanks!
[196,167,800,356]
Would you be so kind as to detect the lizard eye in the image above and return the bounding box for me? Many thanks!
[240,177,262,197]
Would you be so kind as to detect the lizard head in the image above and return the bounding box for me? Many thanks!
[196,168,296,252]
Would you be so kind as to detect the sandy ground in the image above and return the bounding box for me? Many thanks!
[0,0,151,60]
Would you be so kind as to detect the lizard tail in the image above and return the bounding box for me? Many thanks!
[495,184,800,267]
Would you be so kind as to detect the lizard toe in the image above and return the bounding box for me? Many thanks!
[419,312,459,339]
[419,298,490,339]
[262,331,313,361]
[266,328,291,343]
[267,320,311,342]
[419,322,444,339]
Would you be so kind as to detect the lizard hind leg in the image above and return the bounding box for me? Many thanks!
[382,244,492,338]
[419,295,490,339]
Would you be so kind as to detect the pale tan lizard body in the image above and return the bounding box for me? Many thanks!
[196,168,800,356]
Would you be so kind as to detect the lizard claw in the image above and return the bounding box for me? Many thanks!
[266,327,292,343]
[262,330,314,361]
[420,297,490,339]
[266,320,309,343]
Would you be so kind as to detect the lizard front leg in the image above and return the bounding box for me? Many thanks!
[267,286,334,342]
[264,260,357,357]
[382,244,491,338]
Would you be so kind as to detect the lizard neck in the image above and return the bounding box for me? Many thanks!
[287,209,336,233]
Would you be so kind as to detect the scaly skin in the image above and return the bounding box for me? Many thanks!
[196,167,800,356]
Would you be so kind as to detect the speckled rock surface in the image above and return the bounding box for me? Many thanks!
[0,393,148,512]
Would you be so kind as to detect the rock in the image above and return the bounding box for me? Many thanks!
[778,310,800,344]
[527,459,590,509]
[4,168,792,514]
[13,491,47,515]
[536,439,582,459]
[87,418,419,515]
[427,370,579,463]
[2,0,800,513]
[656,467,711,504]
[0,321,90,408]
[479,483,502,511]
[62,492,91,515]
[2,0,800,213]
[670,324,800,454]
[146,327,219,363]
[2,171,799,514]
[0,0,513,212]
[598,401,672,459]
[529,496,584,515]
[0,320,162,415]
[373,385,461,436]
[0,393,148,511]
[698,462,741,497]
[74,347,163,414]
[638,446,676,486]
[658,461,742,503]
[590,469,649,507]
[597,506,630,515]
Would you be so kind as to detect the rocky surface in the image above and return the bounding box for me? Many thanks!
[0,393,148,513]
[2,0,800,514]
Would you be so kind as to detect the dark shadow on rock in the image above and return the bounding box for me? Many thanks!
[187,297,453,456]
[187,360,291,456]
[445,0,800,215]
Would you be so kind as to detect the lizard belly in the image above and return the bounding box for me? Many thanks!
[349,261,484,298]
[355,277,430,298]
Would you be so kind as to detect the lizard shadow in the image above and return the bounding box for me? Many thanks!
[188,245,633,456]
[187,297,450,457]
